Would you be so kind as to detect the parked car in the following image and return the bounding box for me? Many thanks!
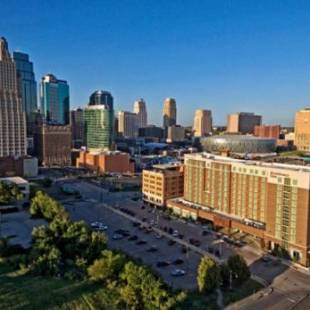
[136,240,147,245]
[172,259,184,265]
[156,261,170,267]
[146,246,158,253]
[128,235,138,241]
[112,233,124,240]
[168,240,176,246]
[171,269,186,276]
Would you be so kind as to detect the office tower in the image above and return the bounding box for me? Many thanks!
[40,74,70,124]
[70,108,84,148]
[138,125,164,140]
[84,90,114,150]
[133,98,147,128]
[166,125,185,143]
[163,98,176,128]
[118,111,138,138]
[227,112,262,134]
[34,123,71,166]
[295,109,310,152]
[254,125,280,139]
[0,37,27,157]
[13,52,37,135]
[193,109,212,137]
[142,164,184,207]
[167,153,310,266]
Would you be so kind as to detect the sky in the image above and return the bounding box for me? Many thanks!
[1,0,310,126]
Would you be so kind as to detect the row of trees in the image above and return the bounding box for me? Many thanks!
[27,191,107,279]
[197,254,250,292]
[88,250,184,310]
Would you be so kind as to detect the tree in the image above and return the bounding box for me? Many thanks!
[0,181,23,205]
[220,262,230,288]
[88,250,126,282]
[197,256,221,292]
[227,254,250,285]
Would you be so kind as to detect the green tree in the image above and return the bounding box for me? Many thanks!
[88,250,126,282]
[220,262,230,288]
[227,254,250,285]
[0,181,23,205]
[197,256,221,292]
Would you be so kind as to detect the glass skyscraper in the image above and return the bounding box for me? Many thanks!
[84,90,114,150]
[40,74,69,124]
[13,52,37,135]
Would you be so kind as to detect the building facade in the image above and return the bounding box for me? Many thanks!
[295,109,310,152]
[227,112,262,134]
[70,108,84,148]
[84,90,114,151]
[0,37,27,157]
[142,164,184,207]
[40,74,70,125]
[13,52,37,136]
[166,125,185,143]
[138,125,164,140]
[193,109,212,137]
[34,123,71,166]
[118,111,138,138]
[133,98,147,128]
[77,150,134,174]
[254,125,280,139]
[167,153,310,266]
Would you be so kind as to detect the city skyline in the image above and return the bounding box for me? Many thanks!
[2,1,310,126]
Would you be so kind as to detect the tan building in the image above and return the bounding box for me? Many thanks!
[295,109,310,152]
[193,109,212,137]
[167,125,185,143]
[34,123,71,166]
[227,112,262,134]
[167,153,310,266]
[0,37,27,157]
[163,98,176,128]
[133,98,147,128]
[118,111,138,138]
[142,164,184,207]
[77,150,134,174]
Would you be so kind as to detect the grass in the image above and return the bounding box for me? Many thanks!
[223,278,264,305]
[0,258,122,310]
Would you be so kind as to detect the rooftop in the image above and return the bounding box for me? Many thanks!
[0,177,28,185]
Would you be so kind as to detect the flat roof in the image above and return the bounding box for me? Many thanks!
[185,152,310,173]
[0,177,28,185]
[152,163,182,170]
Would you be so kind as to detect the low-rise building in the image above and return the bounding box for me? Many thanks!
[166,125,185,143]
[0,156,38,177]
[167,153,310,266]
[142,164,184,207]
[77,150,134,174]
[254,125,280,139]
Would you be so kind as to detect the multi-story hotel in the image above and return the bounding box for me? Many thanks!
[143,164,184,207]
[167,153,310,266]
[0,37,27,157]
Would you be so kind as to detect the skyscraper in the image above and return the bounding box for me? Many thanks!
[193,109,212,137]
[70,108,84,148]
[118,111,138,138]
[133,98,147,128]
[13,52,37,135]
[84,90,114,150]
[0,37,27,157]
[40,74,70,124]
[163,98,176,128]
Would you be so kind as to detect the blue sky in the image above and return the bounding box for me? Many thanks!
[1,0,310,126]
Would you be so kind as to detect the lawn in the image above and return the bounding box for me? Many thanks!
[0,258,122,310]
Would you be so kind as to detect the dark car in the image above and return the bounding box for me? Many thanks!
[189,238,201,247]
[136,240,147,245]
[128,235,138,241]
[156,261,170,267]
[173,259,184,265]
[168,240,176,246]
[181,245,187,254]
[132,222,140,227]
[208,246,214,253]
[201,230,210,236]
[146,246,158,253]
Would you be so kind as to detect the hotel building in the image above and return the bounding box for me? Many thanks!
[167,153,310,266]
[143,164,184,207]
